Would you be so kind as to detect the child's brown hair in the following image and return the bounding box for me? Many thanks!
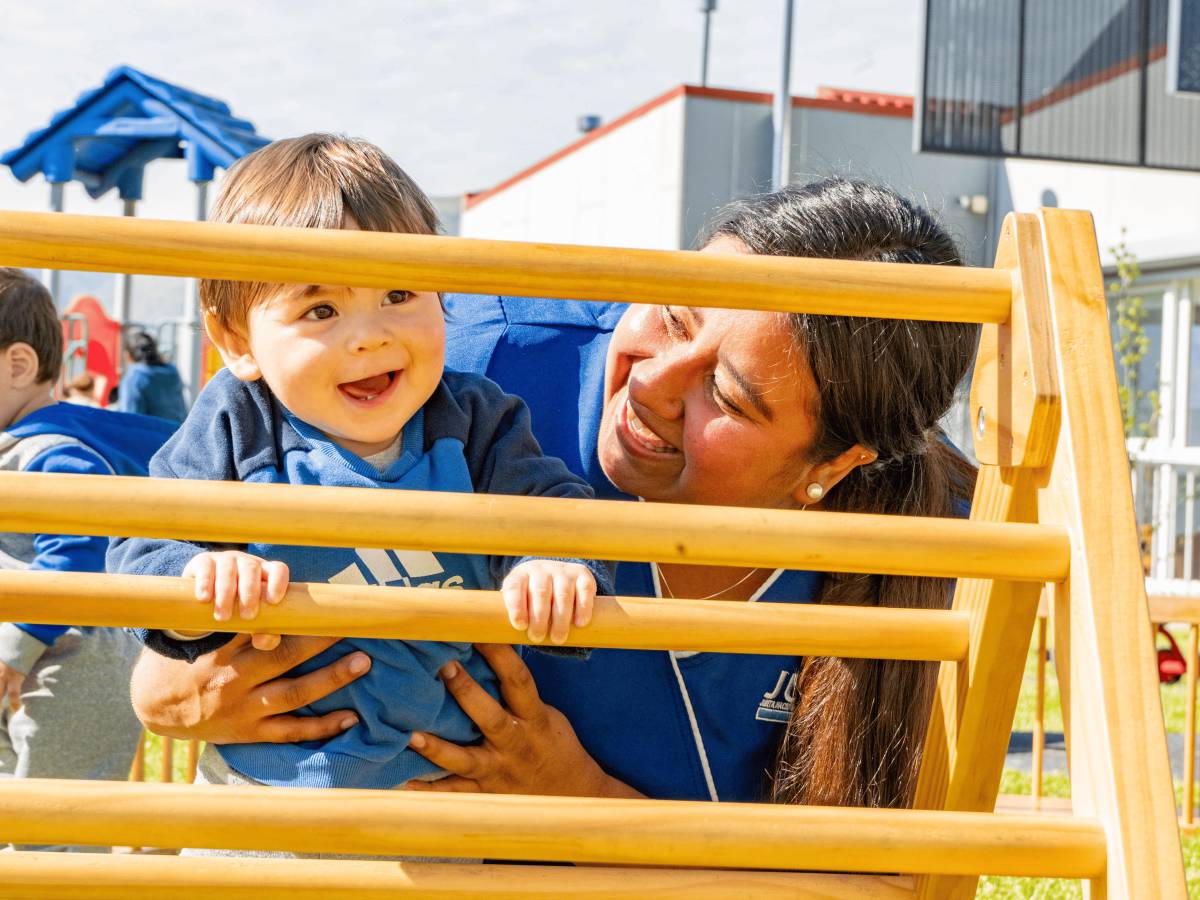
[0,268,62,384]
[201,134,439,334]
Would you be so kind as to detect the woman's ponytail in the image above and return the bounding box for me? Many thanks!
[771,436,974,807]
[704,178,980,809]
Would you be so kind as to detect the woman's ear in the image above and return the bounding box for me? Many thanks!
[790,444,878,508]
[3,342,44,389]
[203,314,261,382]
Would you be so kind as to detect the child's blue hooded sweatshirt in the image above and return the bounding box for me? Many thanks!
[108,368,613,790]
[0,403,177,674]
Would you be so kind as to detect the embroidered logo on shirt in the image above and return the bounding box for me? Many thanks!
[756,669,798,723]
[328,549,465,590]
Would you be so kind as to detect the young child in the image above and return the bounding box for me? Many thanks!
[0,269,176,850]
[108,134,613,792]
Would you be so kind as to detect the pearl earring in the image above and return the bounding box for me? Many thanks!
[805,483,825,501]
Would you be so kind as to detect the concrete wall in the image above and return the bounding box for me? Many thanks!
[794,107,994,265]
[678,95,773,247]
[430,195,462,236]
[460,96,686,250]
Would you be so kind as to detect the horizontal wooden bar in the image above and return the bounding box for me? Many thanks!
[0,211,1013,323]
[0,854,916,900]
[0,472,1070,581]
[1148,594,1200,624]
[0,780,1107,878]
[0,570,970,660]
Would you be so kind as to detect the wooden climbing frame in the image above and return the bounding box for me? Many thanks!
[0,208,1184,897]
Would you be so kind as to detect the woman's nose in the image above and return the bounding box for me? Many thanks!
[627,350,691,420]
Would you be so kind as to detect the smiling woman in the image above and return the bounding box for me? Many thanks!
[598,295,842,510]
[128,177,979,815]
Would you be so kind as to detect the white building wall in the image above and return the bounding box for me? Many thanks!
[999,157,1200,270]
[460,97,685,250]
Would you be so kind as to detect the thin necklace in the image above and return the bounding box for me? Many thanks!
[655,562,763,601]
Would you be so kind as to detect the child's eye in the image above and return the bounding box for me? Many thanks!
[303,304,336,321]
[385,290,413,305]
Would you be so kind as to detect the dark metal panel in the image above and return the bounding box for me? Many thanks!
[919,0,1021,156]
[918,0,1200,171]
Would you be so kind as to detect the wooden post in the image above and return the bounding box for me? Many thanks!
[1033,608,1049,810]
[160,737,173,784]
[186,741,199,785]
[1038,208,1186,898]
[1186,624,1198,825]
[127,732,145,783]
[914,212,1060,900]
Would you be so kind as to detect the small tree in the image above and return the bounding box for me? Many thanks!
[1108,230,1161,573]
[1109,229,1157,442]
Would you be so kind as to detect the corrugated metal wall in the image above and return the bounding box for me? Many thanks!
[919,0,1200,171]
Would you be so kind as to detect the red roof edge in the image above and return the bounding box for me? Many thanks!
[464,83,914,210]
[464,85,687,210]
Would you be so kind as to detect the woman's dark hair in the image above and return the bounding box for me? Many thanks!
[126,330,165,366]
[704,178,979,810]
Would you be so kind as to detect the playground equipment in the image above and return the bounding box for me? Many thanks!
[0,207,1185,897]
[58,294,121,405]
[0,66,268,394]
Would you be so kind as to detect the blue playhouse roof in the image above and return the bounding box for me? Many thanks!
[1,66,270,200]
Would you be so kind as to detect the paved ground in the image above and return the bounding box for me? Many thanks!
[1007,731,1194,779]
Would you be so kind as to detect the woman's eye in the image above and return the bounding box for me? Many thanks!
[385,290,413,305]
[303,304,336,321]
[709,376,743,417]
[661,306,687,338]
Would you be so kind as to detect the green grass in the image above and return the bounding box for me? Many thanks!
[987,625,1200,898]
[136,732,199,784]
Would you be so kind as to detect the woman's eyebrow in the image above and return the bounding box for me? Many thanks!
[720,356,774,422]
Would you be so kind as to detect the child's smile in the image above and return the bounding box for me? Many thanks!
[338,369,401,406]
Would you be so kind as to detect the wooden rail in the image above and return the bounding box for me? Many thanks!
[0,211,1014,323]
[0,779,1107,879]
[0,570,971,660]
[0,472,1070,581]
[0,854,917,900]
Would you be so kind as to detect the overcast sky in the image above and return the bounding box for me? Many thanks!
[1,0,920,212]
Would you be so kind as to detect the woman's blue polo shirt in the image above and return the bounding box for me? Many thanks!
[444,294,819,802]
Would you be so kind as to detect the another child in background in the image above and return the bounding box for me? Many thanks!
[117,330,187,422]
[62,373,100,407]
[108,134,612,793]
[0,269,176,850]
